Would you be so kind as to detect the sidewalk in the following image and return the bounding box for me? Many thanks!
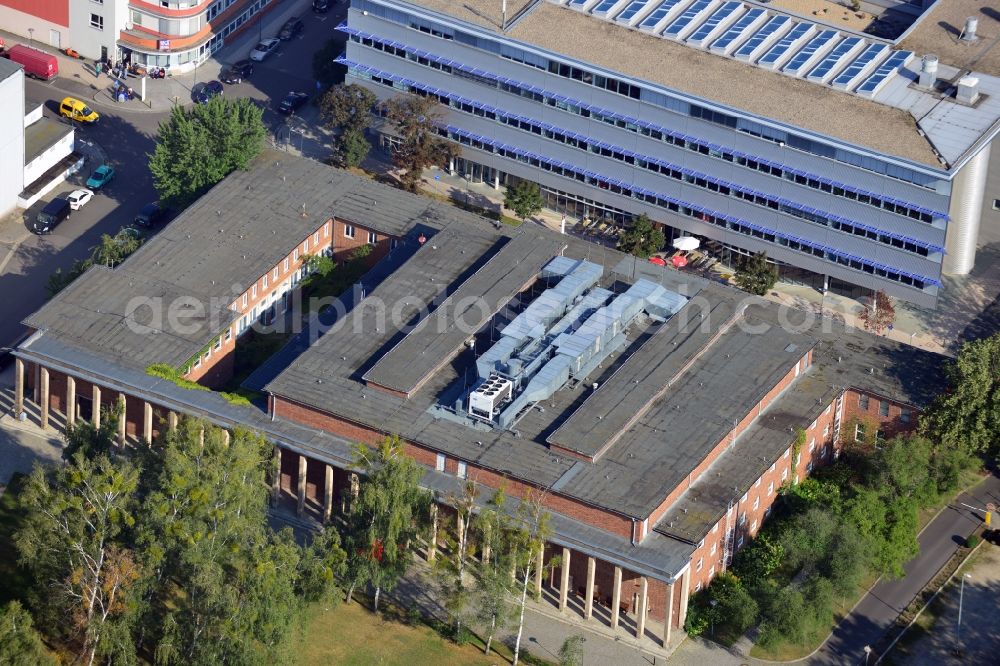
[0,0,312,114]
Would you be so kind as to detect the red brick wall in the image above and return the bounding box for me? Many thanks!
[840,389,917,445]
[332,218,395,266]
[273,395,635,538]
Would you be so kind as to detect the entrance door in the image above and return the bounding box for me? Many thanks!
[101,46,108,63]
[77,396,93,424]
[49,30,60,48]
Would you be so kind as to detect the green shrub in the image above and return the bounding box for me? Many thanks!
[146,363,208,392]
[965,534,979,549]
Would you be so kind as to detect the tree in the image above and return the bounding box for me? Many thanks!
[137,419,301,664]
[436,480,478,637]
[860,290,895,335]
[62,401,121,460]
[148,96,266,207]
[383,95,459,192]
[312,38,344,88]
[705,573,757,636]
[508,493,552,666]
[504,181,544,223]
[336,129,371,168]
[0,601,55,666]
[616,214,664,259]
[296,528,347,603]
[46,259,92,298]
[921,333,1000,459]
[93,229,143,268]
[16,454,142,666]
[472,490,517,655]
[734,252,778,296]
[343,436,429,612]
[558,634,586,666]
[732,532,784,583]
[319,83,376,135]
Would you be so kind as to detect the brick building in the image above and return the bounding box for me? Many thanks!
[12,154,944,647]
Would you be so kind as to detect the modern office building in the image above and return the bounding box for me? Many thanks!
[0,0,278,71]
[13,155,942,646]
[340,0,1000,307]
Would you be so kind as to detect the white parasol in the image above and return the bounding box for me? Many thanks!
[672,236,701,252]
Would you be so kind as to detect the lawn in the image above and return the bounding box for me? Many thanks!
[293,599,528,666]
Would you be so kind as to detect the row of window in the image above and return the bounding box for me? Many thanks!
[428,119,935,291]
[435,452,467,479]
[349,33,944,223]
[441,92,938,258]
[858,393,911,421]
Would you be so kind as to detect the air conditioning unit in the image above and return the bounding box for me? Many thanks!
[468,374,513,421]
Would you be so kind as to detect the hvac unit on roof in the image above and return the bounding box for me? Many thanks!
[918,54,938,89]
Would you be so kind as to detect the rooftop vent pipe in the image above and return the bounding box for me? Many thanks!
[918,54,938,88]
[961,17,978,42]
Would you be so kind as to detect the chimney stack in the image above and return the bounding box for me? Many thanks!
[918,54,938,88]
[961,17,978,41]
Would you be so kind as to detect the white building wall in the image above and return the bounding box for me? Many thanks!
[68,0,129,61]
[0,69,26,217]
[0,7,67,49]
[23,129,74,186]
[24,102,43,127]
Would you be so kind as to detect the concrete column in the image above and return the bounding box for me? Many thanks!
[271,446,281,504]
[92,385,101,428]
[678,568,691,628]
[323,464,334,523]
[13,358,24,417]
[559,546,571,611]
[664,580,675,647]
[584,556,596,620]
[428,503,438,562]
[142,402,153,446]
[493,172,500,190]
[481,524,491,564]
[297,454,307,516]
[38,367,49,430]
[167,411,178,431]
[448,157,455,175]
[637,577,649,640]
[116,394,126,445]
[534,544,544,596]
[65,376,76,426]
[611,566,622,630]
[944,143,992,275]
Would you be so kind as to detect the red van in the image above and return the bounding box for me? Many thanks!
[7,44,58,80]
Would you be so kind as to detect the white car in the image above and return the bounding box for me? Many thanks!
[66,188,94,210]
[249,38,281,62]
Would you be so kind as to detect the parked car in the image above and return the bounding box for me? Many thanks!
[249,38,281,62]
[194,80,224,104]
[6,44,58,80]
[59,97,99,124]
[312,0,331,13]
[220,59,253,84]
[86,165,115,190]
[279,17,305,40]
[134,202,169,228]
[32,198,70,234]
[278,91,310,114]
[66,188,94,210]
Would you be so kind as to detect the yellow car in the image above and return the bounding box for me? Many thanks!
[58,97,99,123]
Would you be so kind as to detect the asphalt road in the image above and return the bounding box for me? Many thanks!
[0,3,347,355]
[815,474,1000,665]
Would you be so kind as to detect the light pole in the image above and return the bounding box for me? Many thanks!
[863,645,872,665]
[709,599,718,637]
[957,572,972,649]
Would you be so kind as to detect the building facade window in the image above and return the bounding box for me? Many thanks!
[901,408,911,423]
[368,231,377,245]
[457,461,467,478]
[859,394,870,410]
[696,557,703,572]
[435,453,445,472]
[90,14,104,30]
[344,224,356,238]
[879,400,890,416]
[855,423,866,442]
